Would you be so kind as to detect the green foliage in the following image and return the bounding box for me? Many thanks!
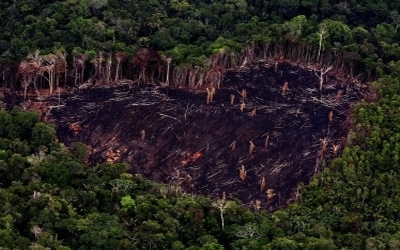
[70,142,90,164]
[270,237,299,250]
[0,111,39,142]
[208,37,243,55]
[1,0,400,247]
[120,195,135,212]
[39,162,71,187]
[0,229,14,248]
[97,162,128,181]
[199,242,225,250]
[0,0,398,88]
[75,213,124,249]
[0,68,400,248]
[31,123,56,148]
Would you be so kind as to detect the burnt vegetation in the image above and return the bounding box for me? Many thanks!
[50,61,363,209]
[2,0,400,248]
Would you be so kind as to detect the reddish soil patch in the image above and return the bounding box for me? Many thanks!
[49,62,363,210]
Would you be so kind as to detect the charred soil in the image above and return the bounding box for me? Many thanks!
[49,62,364,210]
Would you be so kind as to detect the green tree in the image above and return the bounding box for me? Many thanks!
[31,123,56,148]
[75,213,124,249]
[70,142,91,164]
[269,237,299,250]
[120,195,135,213]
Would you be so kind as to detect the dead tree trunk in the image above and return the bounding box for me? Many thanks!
[314,65,333,91]
[114,52,125,82]
[162,56,172,85]
[105,52,112,84]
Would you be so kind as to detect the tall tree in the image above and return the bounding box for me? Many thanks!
[114,52,126,82]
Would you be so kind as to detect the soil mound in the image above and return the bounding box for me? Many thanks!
[50,62,363,209]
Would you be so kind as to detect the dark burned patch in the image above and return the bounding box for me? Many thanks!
[50,63,363,210]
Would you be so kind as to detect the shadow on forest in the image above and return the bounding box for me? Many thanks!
[49,62,363,210]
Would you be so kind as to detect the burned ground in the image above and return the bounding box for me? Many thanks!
[49,62,363,210]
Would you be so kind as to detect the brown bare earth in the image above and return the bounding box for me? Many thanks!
[48,62,363,210]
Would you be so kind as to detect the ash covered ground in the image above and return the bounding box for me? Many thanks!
[50,63,363,210]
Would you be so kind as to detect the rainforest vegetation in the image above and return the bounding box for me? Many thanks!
[0,0,399,90]
[1,0,400,249]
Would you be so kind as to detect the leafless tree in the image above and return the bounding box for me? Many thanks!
[114,52,126,82]
[212,192,232,231]
[41,53,59,94]
[73,53,88,86]
[19,50,42,99]
[132,48,161,84]
[314,65,333,91]
[105,52,112,83]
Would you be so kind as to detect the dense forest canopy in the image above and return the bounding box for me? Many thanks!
[1,0,400,249]
[0,0,400,90]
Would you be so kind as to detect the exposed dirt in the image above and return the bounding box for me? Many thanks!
[48,62,363,210]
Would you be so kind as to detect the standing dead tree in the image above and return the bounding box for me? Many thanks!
[54,50,67,88]
[209,50,225,68]
[114,52,126,83]
[172,66,188,87]
[188,67,198,88]
[314,65,333,91]
[40,54,59,95]
[204,66,224,89]
[196,69,206,88]
[73,53,88,86]
[132,48,162,84]
[105,52,112,84]
[19,51,42,99]
[161,55,172,85]
[212,192,232,231]
[91,51,104,85]
[19,61,38,100]
[238,46,255,71]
